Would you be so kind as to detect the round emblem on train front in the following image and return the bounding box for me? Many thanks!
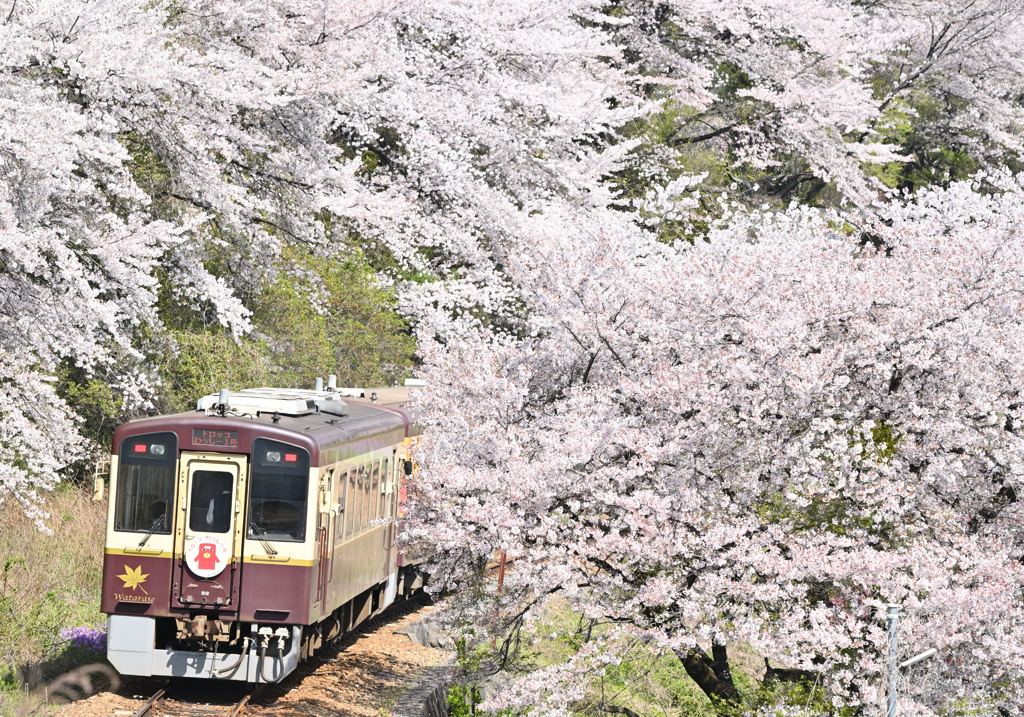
[185,535,229,578]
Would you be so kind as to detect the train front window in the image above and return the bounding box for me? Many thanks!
[114,432,177,534]
[188,470,234,534]
[248,439,310,542]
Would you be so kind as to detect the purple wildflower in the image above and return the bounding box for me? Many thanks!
[59,626,106,653]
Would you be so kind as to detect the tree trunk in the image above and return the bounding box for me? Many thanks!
[674,646,741,708]
[711,642,739,695]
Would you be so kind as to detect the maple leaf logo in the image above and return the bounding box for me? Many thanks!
[118,565,149,594]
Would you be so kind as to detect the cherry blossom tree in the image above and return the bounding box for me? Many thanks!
[4,4,1024,711]
[609,0,1024,206]
[4,0,1020,518]
[404,173,1024,714]
[1,1,192,522]
[0,0,643,514]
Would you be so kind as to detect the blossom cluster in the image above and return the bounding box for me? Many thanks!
[58,626,107,654]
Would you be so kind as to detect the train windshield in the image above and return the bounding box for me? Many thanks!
[114,432,177,534]
[247,439,310,542]
[188,470,234,533]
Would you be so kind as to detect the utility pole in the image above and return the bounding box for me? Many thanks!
[886,605,900,717]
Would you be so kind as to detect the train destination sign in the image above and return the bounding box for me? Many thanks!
[192,428,238,447]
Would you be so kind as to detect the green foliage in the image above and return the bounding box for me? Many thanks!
[755,420,902,540]
[252,248,415,389]
[446,637,490,717]
[447,682,482,717]
[0,489,107,691]
[157,330,271,413]
[117,132,417,414]
[0,667,17,693]
[756,493,887,542]
[359,149,380,176]
[466,593,853,717]
[611,100,731,244]
[150,226,415,411]
[121,132,177,217]
[329,124,406,177]
[862,90,981,193]
[713,60,756,97]
[751,679,848,717]
[612,42,998,222]
[54,364,124,472]
[591,648,724,717]
[515,600,724,717]
[869,423,900,461]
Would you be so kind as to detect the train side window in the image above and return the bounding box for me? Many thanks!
[114,433,177,534]
[370,462,380,521]
[364,465,372,528]
[247,439,310,542]
[345,469,356,538]
[385,452,395,518]
[393,455,400,514]
[355,467,364,533]
[336,469,347,541]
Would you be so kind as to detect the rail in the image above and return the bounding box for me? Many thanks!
[132,682,264,717]
[131,684,169,717]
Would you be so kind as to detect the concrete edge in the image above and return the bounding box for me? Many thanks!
[391,662,456,717]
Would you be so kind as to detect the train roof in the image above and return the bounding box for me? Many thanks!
[112,386,421,464]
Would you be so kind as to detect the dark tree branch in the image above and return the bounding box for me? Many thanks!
[666,121,743,147]
[602,704,641,717]
[582,350,600,384]
[763,657,816,684]
[598,333,627,369]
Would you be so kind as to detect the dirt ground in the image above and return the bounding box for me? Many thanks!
[55,598,450,717]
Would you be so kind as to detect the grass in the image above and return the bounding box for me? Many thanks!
[528,602,729,717]
[0,484,108,710]
[447,596,835,717]
[446,597,766,717]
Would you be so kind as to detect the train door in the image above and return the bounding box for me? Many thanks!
[384,451,396,550]
[315,470,332,616]
[172,452,248,608]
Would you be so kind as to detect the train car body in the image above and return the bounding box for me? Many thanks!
[100,385,422,682]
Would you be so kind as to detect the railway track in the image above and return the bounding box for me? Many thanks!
[131,682,263,717]
[57,595,446,717]
[123,592,434,717]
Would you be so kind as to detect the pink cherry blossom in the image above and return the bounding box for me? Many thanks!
[405,174,1024,713]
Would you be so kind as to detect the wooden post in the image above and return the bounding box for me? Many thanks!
[497,551,507,593]
[491,550,507,649]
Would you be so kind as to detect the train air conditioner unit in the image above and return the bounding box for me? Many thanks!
[196,388,348,417]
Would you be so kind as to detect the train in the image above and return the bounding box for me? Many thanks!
[98,379,424,682]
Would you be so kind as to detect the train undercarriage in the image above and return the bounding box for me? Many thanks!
[107,565,425,682]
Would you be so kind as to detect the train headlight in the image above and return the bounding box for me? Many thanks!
[266,451,281,463]
[150,444,166,456]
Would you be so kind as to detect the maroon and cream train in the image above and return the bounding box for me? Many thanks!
[99,382,423,682]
